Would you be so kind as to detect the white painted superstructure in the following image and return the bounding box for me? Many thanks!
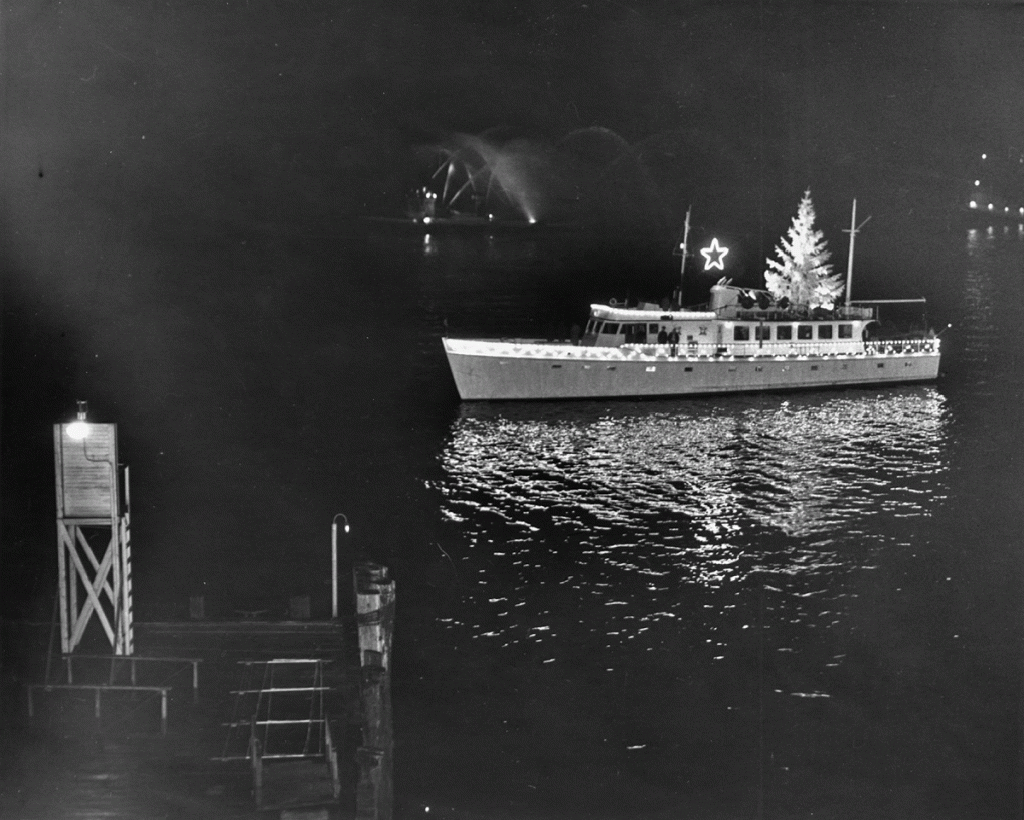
[443,284,941,401]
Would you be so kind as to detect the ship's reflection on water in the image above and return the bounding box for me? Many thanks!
[434,387,948,678]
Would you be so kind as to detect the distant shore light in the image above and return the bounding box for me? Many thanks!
[969,200,977,208]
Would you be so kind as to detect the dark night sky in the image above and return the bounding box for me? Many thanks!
[2,0,1023,615]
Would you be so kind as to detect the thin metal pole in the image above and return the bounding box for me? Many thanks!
[844,199,856,307]
[843,199,871,307]
[331,522,338,619]
[332,514,349,620]
[678,206,691,296]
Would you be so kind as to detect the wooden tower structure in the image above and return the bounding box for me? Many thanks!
[53,403,133,655]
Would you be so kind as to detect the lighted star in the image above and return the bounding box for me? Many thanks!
[700,238,729,270]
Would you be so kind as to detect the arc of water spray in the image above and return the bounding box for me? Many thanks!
[430,155,452,181]
[429,149,492,211]
[451,167,489,209]
[443,161,456,204]
[429,154,455,205]
[426,134,538,220]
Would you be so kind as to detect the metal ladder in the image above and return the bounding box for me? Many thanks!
[214,658,340,808]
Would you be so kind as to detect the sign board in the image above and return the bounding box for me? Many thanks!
[53,423,118,519]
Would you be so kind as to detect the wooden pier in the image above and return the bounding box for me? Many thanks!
[6,562,395,819]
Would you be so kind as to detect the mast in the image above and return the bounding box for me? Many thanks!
[842,198,871,307]
[676,206,692,297]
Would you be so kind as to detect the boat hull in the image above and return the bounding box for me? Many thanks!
[443,338,941,400]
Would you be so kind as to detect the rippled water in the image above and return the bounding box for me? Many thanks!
[403,405,954,817]
[436,389,948,645]
[393,219,1022,818]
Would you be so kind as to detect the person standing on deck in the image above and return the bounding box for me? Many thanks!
[668,328,680,357]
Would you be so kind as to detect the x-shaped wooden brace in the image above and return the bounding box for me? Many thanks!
[61,525,117,650]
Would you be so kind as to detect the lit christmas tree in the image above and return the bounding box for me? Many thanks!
[764,190,844,309]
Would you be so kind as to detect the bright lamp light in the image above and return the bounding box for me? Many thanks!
[66,421,90,440]
[66,400,90,439]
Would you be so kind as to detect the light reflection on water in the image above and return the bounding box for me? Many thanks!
[963,228,1002,369]
[434,387,948,681]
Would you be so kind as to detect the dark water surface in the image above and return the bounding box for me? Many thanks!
[4,208,1023,818]
[6,212,1024,818]
[373,219,1022,819]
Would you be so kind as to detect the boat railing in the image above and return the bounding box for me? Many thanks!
[450,337,938,358]
[624,337,939,358]
[863,338,939,355]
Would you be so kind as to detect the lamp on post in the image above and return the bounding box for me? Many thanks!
[66,400,90,440]
[331,514,350,619]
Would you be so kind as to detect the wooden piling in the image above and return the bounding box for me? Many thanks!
[354,563,394,820]
[355,747,384,820]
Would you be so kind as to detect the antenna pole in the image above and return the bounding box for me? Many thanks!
[678,206,692,294]
[842,199,872,307]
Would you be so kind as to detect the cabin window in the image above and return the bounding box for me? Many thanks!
[755,325,771,341]
[818,325,833,340]
[603,322,620,335]
[592,321,603,334]
[776,325,793,341]
[585,320,595,333]
[797,325,813,340]
[648,323,659,334]
[838,324,853,339]
[623,323,647,343]
[733,326,750,341]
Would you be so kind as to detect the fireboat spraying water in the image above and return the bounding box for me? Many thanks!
[365,133,558,233]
